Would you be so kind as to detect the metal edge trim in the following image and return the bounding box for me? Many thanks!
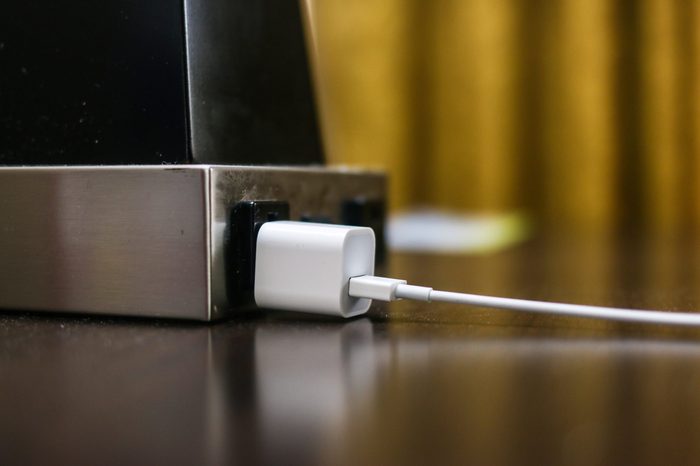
[205,166,213,321]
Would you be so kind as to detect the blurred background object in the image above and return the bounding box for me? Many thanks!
[303,0,700,239]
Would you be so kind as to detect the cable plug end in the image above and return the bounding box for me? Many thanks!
[348,276,433,302]
[348,276,407,301]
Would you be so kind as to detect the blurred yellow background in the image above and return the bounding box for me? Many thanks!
[303,0,700,237]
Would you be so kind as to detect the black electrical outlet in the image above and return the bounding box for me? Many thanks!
[226,201,290,308]
[342,198,386,265]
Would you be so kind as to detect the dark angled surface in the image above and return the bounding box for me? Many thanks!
[3,236,700,465]
[0,1,188,165]
[184,0,324,165]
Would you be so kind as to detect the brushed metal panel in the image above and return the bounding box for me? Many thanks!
[0,167,210,319]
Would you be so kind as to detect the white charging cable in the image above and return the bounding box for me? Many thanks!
[253,221,700,326]
[348,276,700,326]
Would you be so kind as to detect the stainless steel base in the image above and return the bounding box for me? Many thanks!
[0,165,385,320]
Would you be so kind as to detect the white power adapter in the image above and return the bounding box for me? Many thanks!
[254,221,376,317]
[252,220,700,327]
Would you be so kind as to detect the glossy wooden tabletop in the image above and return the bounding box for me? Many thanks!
[3,236,700,466]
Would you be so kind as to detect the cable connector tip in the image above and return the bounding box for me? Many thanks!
[348,276,407,301]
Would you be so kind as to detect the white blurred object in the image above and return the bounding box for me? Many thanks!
[387,209,530,254]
